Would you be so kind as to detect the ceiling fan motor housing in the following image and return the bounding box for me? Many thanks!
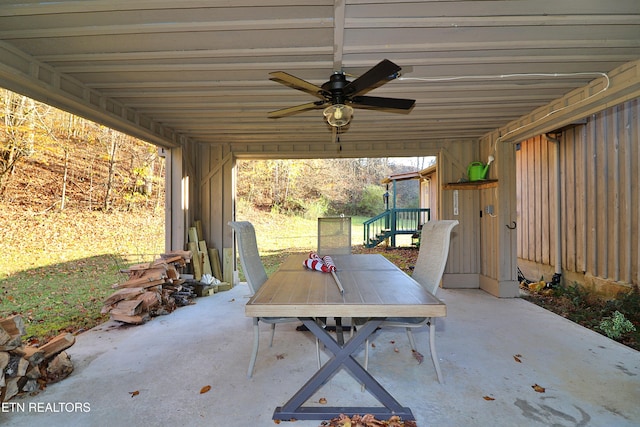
[322,72,349,105]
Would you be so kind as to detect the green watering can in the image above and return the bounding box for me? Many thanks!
[467,156,494,181]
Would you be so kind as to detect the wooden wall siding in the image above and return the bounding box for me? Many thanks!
[439,141,480,275]
[516,99,639,287]
[517,134,553,267]
[480,187,498,279]
[195,143,235,270]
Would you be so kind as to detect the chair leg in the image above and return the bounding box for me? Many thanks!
[429,318,444,384]
[247,317,260,378]
[406,328,417,351]
[361,338,370,392]
[269,323,276,347]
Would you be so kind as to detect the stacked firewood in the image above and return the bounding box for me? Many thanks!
[1,315,75,403]
[101,251,195,324]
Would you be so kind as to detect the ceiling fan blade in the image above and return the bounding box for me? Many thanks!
[351,95,415,110]
[269,71,327,100]
[344,59,402,97]
[268,101,326,118]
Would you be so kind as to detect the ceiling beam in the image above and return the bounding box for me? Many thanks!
[488,59,640,144]
[0,40,181,148]
[333,0,346,71]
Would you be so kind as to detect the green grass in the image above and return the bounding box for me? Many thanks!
[1,255,127,341]
[0,205,379,341]
[0,208,164,342]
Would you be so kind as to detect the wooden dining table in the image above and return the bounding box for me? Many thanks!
[245,253,446,422]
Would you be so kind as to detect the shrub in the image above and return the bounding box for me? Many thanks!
[599,311,636,339]
[357,184,385,216]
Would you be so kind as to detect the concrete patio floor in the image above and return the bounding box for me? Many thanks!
[1,283,638,427]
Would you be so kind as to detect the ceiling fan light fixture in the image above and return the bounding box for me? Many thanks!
[323,104,353,127]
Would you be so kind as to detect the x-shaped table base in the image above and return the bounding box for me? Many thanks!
[273,317,414,421]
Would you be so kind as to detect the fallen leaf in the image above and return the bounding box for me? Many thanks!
[412,349,424,364]
[200,385,211,394]
[532,384,545,393]
[394,347,399,353]
[513,354,522,363]
[129,390,139,397]
[483,395,495,401]
[390,340,395,344]
[276,353,285,360]
[371,342,376,348]
[319,397,327,404]
[228,298,235,302]
[274,420,281,424]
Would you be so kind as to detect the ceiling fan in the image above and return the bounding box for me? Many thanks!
[268,59,415,128]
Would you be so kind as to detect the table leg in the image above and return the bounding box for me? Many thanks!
[273,317,414,421]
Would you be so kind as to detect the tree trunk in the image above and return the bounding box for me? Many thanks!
[103,130,119,211]
[60,148,69,210]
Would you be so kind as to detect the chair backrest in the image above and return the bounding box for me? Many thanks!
[317,216,352,256]
[411,220,459,296]
[228,221,268,295]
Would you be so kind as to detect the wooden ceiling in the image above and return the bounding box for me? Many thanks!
[0,0,638,155]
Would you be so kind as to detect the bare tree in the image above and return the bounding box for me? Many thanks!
[0,90,37,197]
[95,127,122,211]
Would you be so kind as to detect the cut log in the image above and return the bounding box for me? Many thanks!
[126,265,168,281]
[0,327,10,346]
[0,335,22,352]
[2,376,20,402]
[46,351,73,383]
[0,351,9,371]
[26,364,41,380]
[4,353,23,377]
[135,289,162,311]
[103,287,144,306]
[161,250,191,262]
[166,264,179,280]
[16,357,29,377]
[39,333,75,360]
[111,275,166,290]
[0,315,26,337]
[110,300,143,317]
[21,379,39,393]
[121,261,154,273]
[23,346,45,365]
[110,312,149,325]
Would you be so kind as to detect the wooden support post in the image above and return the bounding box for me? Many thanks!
[223,248,233,286]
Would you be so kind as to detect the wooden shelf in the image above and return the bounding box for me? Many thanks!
[442,179,498,190]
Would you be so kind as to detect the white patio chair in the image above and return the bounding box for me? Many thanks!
[229,221,319,378]
[364,220,459,384]
[317,216,352,256]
